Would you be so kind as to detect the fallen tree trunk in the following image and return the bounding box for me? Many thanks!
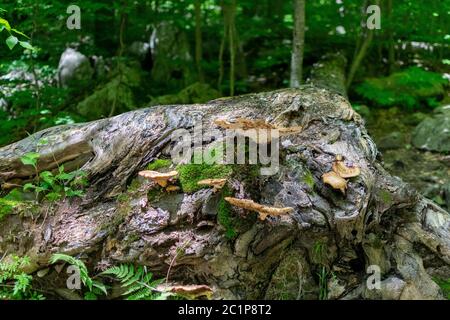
[0,90,449,299]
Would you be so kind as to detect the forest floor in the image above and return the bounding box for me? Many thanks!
[365,107,449,212]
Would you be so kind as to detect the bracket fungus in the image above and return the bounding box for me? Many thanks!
[197,178,227,192]
[214,118,302,144]
[158,284,213,300]
[322,154,360,194]
[138,170,178,187]
[332,154,361,178]
[224,197,294,221]
[322,171,347,195]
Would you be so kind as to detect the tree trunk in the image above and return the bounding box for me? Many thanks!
[218,0,239,96]
[386,0,395,74]
[290,0,306,88]
[346,0,379,89]
[194,0,204,82]
[0,57,448,300]
[308,52,348,98]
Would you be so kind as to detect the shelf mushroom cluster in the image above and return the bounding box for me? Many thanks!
[321,154,361,195]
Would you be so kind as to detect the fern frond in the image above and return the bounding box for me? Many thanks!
[49,253,93,290]
[101,263,163,300]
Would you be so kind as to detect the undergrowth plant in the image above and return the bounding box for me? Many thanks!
[434,277,450,300]
[49,253,107,300]
[50,254,168,300]
[0,255,44,300]
[20,152,88,202]
[355,67,447,109]
[101,264,168,300]
[312,240,330,300]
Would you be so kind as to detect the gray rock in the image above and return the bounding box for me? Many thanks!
[412,105,450,152]
[377,131,405,150]
[129,41,151,60]
[364,276,406,300]
[57,48,93,88]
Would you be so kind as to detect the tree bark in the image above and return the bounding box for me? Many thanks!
[0,58,448,300]
[386,0,395,74]
[346,0,379,89]
[194,0,204,82]
[290,0,306,88]
[308,52,348,98]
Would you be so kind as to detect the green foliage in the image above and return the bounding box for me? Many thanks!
[312,241,330,300]
[0,198,19,220]
[49,253,107,300]
[434,277,450,300]
[147,159,172,171]
[177,163,232,193]
[20,152,88,202]
[20,152,40,169]
[101,264,167,300]
[355,67,447,109]
[0,255,44,300]
[317,266,329,300]
[0,12,34,52]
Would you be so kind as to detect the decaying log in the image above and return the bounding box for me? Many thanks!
[0,86,449,300]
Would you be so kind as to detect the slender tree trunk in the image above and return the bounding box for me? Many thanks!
[110,6,127,117]
[346,0,379,89]
[218,4,228,94]
[218,0,238,96]
[290,0,306,88]
[387,0,395,74]
[228,0,236,96]
[195,0,204,82]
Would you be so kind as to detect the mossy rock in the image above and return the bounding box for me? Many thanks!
[265,247,317,300]
[412,105,450,152]
[150,82,221,106]
[77,65,142,120]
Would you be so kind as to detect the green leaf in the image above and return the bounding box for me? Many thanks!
[20,152,40,168]
[0,17,11,31]
[23,183,36,191]
[39,171,55,186]
[45,192,61,202]
[93,281,108,295]
[84,292,97,300]
[6,35,18,50]
[19,41,34,50]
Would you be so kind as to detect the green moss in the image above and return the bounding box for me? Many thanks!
[147,159,171,171]
[0,198,18,221]
[147,188,163,202]
[379,189,393,205]
[116,193,130,203]
[177,163,233,193]
[150,82,220,105]
[303,169,315,189]
[217,188,237,240]
[433,277,450,300]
